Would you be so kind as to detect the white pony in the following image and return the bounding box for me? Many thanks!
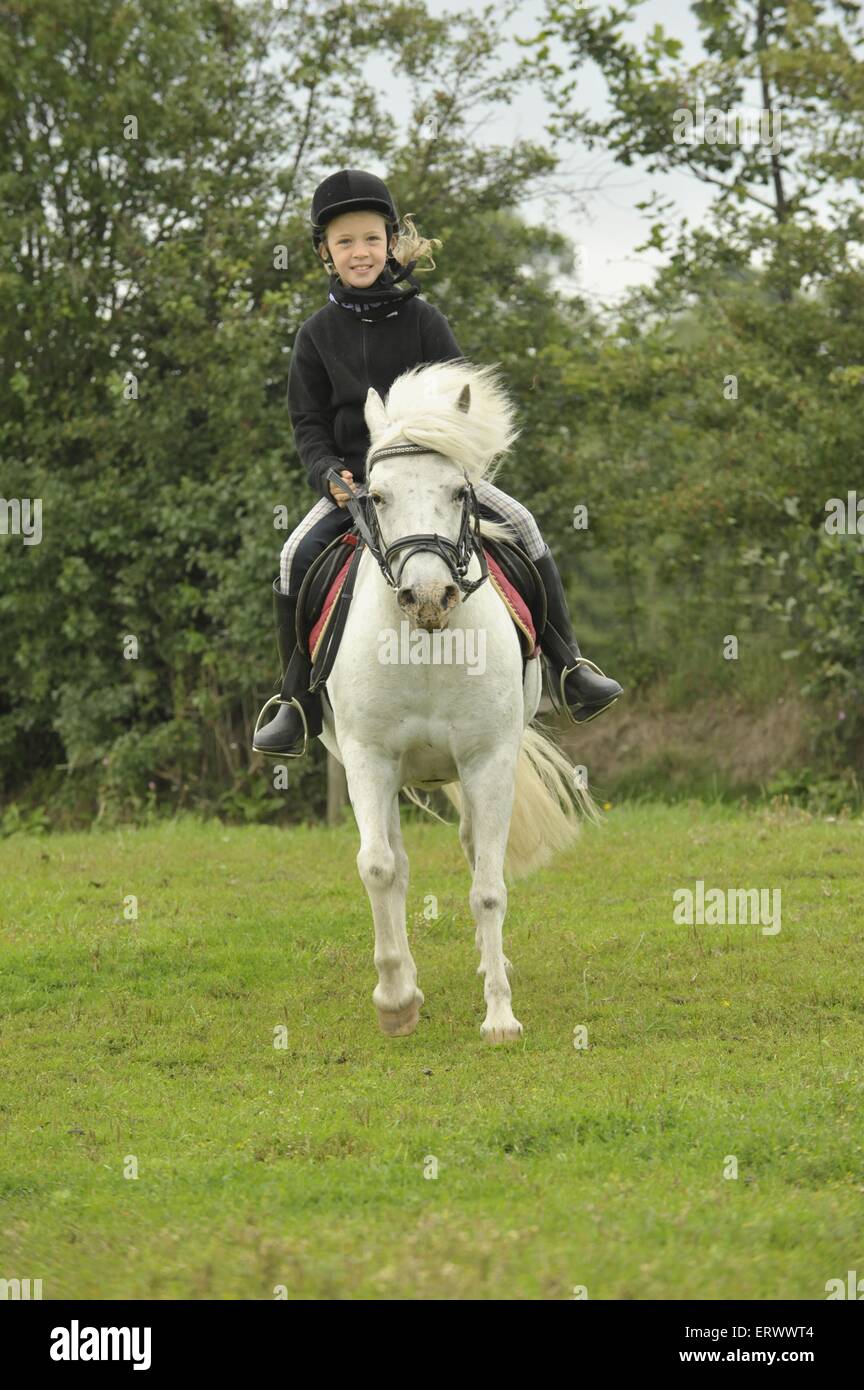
[320,360,597,1042]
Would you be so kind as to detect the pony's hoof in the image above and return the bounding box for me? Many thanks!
[377,993,423,1037]
[480,1017,523,1044]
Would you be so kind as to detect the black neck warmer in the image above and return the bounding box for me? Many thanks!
[328,257,423,322]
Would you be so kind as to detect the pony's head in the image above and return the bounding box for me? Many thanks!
[363,362,521,628]
[365,360,520,484]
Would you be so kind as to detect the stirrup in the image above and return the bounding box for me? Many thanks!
[549,656,620,726]
[252,694,309,759]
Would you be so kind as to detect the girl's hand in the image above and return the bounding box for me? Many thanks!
[330,469,355,507]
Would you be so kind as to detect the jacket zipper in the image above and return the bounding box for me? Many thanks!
[361,319,368,389]
[361,322,370,483]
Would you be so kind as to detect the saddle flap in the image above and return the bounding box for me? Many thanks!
[481,536,546,637]
[485,550,540,659]
[296,529,359,652]
[308,546,356,660]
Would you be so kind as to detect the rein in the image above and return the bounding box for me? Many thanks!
[325,444,489,598]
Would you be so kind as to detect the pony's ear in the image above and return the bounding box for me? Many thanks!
[456,383,471,413]
[365,386,389,439]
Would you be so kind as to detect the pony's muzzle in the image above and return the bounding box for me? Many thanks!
[398,582,460,630]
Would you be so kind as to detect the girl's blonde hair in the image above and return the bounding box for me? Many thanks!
[390,213,442,274]
[321,212,442,275]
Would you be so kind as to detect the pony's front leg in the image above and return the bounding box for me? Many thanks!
[341,743,423,1036]
[460,749,522,1043]
[460,800,512,980]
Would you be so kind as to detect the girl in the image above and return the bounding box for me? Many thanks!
[253,169,622,755]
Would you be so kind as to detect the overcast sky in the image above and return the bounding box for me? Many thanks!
[360,0,717,310]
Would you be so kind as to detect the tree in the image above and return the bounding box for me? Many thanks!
[0,0,575,820]
[527,0,864,273]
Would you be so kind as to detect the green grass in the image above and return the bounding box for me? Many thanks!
[1,802,863,1300]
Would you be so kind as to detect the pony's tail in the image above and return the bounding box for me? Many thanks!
[440,725,601,880]
[401,785,449,823]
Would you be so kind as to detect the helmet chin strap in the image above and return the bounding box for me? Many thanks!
[387,256,419,284]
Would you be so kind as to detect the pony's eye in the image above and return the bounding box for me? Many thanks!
[455,487,468,502]
[369,493,384,506]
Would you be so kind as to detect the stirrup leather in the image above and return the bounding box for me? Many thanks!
[252,694,309,759]
[548,655,620,726]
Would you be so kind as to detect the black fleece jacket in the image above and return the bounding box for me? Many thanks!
[286,294,464,501]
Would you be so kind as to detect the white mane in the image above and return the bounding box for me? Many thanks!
[366,360,522,485]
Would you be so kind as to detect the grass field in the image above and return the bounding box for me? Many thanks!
[1,801,862,1300]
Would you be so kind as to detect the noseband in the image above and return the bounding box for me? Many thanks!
[325,444,489,597]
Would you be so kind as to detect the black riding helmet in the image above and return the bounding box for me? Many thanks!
[310,169,400,263]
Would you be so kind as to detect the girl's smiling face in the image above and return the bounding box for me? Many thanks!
[320,210,396,289]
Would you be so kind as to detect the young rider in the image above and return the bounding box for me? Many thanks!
[253,169,622,755]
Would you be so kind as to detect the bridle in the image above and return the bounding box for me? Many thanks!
[325,444,489,597]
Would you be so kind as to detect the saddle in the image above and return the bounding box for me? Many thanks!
[296,528,546,694]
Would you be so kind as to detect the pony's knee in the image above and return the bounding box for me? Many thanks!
[358,845,396,890]
[470,882,507,918]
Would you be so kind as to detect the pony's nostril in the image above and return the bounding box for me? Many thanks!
[443,585,459,608]
[398,587,416,610]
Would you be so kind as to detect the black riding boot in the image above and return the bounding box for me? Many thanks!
[533,547,623,724]
[252,580,323,757]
